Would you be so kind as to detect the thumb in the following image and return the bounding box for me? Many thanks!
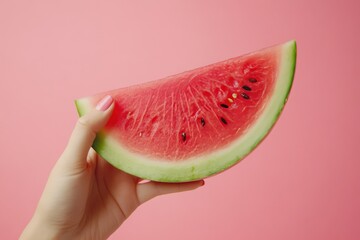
[59,95,114,172]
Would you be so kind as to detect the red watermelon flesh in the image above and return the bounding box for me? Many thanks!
[75,40,296,182]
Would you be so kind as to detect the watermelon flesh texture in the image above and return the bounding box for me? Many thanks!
[75,40,296,182]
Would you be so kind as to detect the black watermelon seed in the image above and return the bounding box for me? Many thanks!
[241,92,250,100]
[220,117,228,125]
[181,132,186,142]
[242,85,252,91]
[248,78,257,83]
[220,103,229,108]
[201,118,206,127]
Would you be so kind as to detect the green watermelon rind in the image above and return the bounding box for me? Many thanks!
[75,40,297,182]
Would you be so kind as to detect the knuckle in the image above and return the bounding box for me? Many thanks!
[76,117,96,137]
[77,117,90,128]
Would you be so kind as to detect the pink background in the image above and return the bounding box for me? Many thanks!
[1,0,359,239]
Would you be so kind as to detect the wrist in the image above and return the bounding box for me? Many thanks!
[20,214,73,240]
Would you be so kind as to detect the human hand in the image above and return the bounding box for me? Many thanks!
[20,95,204,240]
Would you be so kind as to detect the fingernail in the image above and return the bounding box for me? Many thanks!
[96,95,113,111]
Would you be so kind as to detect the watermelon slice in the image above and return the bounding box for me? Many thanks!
[75,40,296,182]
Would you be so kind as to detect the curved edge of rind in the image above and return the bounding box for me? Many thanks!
[242,40,296,156]
[248,40,296,153]
[207,40,297,180]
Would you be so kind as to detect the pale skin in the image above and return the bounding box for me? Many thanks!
[20,96,204,240]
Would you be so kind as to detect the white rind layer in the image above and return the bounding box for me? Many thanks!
[75,41,297,182]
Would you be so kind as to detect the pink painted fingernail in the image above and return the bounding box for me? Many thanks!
[96,95,113,111]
